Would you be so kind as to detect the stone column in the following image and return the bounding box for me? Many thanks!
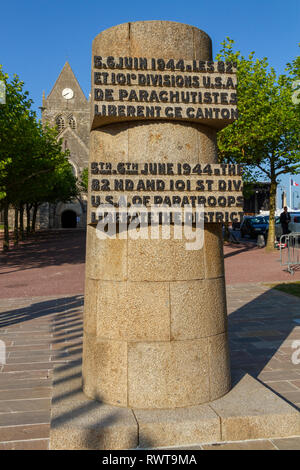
[83,21,231,409]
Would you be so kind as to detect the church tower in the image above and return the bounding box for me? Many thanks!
[40,62,90,228]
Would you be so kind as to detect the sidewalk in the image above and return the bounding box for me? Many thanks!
[1,231,299,299]
[0,284,299,450]
[224,241,300,284]
[0,295,83,449]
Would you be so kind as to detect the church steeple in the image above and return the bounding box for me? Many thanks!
[41,61,90,157]
[38,61,89,231]
[45,62,87,106]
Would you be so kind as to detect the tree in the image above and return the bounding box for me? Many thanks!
[216,40,300,251]
[0,65,34,249]
[0,65,79,250]
[16,125,79,233]
[79,167,88,193]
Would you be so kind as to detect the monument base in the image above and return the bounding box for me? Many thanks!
[50,364,300,450]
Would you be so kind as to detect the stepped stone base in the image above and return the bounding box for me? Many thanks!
[50,364,300,450]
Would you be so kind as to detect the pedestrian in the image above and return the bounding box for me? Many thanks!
[280,206,291,244]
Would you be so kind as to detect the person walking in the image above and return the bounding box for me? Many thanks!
[280,206,291,244]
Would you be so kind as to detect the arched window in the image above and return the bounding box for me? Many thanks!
[55,115,65,132]
[69,161,77,177]
[68,115,76,129]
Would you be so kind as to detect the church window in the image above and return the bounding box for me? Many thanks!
[69,116,76,129]
[56,115,65,132]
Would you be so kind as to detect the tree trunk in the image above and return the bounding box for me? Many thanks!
[3,199,9,252]
[14,207,19,246]
[31,203,39,232]
[19,203,24,241]
[266,175,277,252]
[26,203,32,236]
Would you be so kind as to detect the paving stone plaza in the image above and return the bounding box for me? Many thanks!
[0,231,299,449]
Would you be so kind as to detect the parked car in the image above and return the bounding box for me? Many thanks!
[288,212,300,233]
[263,216,282,240]
[264,212,300,240]
[240,216,269,239]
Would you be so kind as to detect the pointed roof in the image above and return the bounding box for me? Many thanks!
[46,62,87,105]
[59,125,89,152]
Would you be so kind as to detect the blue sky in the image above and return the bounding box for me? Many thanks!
[1,0,299,208]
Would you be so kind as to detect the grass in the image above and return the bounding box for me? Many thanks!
[268,281,300,298]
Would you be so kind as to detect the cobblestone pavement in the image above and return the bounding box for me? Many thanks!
[0,284,299,450]
[1,230,299,299]
[0,230,86,299]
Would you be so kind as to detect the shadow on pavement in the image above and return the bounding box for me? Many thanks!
[0,285,299,448]
[228,287,300,411]
[0,230,86,274]
[224,241,257,259]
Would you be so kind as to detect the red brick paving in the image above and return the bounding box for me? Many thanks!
[1,231,299,299]
[224,241,300,284]
[0,230,85,298]
[0,229,299,449]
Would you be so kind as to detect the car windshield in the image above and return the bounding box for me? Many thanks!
[263,216,284,223]
[250,217,268,224]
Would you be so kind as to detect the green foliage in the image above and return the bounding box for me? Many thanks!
[270,282,300,298]
[216,40,300,249]
[0,65,79,249]
[216,39,300,178]
[79,167,88,192]
[0,65,34,200]
[286,45,300,80]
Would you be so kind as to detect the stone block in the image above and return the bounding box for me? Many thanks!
[90,124,129,163]
[127,339,210,408]
[82,333,128,407]
[83,278,98,335]
[85,225,127,280]
[92,21,212,64]
[127,121,200,164]
[204,223,225,278]
[208,333,231,401]
[129,21,196,59]
[202,440,277,450]
[50,367,300,449]
[209,374,300,441]
[135,405,220,448]
[50,365,137,450]
[193,27,212,60]
[127,230,205,282]
[198,126,218,162]
[170,278,227,340]
[92,22,130,57]
[95,280,170,341]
